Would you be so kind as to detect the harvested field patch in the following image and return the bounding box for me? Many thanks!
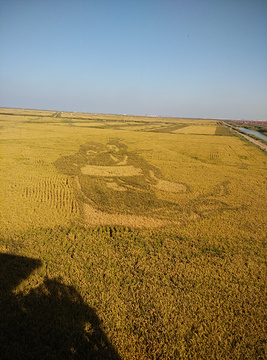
[83,203,170,228]
[149,170,187,193]
[155,179,187,192]
[174,125,216,135]
[106,181,127,191]
[81,165,142,177]
[147,124,190,133]
[117,155,128,165]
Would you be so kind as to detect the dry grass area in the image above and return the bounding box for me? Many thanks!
[0,108,266,359]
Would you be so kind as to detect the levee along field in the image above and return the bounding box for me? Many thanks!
[1,108,266,359]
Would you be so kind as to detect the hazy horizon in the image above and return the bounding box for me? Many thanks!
[1,105,267,122]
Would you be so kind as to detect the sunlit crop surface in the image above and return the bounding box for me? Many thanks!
[1,108,266,359]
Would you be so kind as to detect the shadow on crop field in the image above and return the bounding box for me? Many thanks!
[0,253,121,360]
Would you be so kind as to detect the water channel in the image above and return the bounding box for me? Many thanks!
[224,122,267,142]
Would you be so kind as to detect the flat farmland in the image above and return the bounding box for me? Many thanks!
[0,109,266,359]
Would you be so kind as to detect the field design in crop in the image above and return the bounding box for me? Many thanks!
[54,139,188,221]
[54,139,241,227]
[1,109,267,359]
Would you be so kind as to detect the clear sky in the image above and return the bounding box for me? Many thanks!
[1,0,267,119]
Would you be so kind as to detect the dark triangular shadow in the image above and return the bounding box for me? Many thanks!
[0,253,41,295]
[0,253,121,359]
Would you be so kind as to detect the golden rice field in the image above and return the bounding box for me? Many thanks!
[0,108,266,359]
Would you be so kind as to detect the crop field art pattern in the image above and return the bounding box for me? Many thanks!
[54,139,190,226]
[0,108,267,359]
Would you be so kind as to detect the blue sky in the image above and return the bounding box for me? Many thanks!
[1,0,267,119]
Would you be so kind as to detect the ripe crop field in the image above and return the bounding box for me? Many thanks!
[0,108,266,359]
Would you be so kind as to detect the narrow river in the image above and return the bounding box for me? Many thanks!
[223,122,267,142]
[235,127,267,142]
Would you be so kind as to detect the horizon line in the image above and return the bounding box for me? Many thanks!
[0,106,266,122]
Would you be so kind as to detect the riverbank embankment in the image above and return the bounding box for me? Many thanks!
[223,123,267,152]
